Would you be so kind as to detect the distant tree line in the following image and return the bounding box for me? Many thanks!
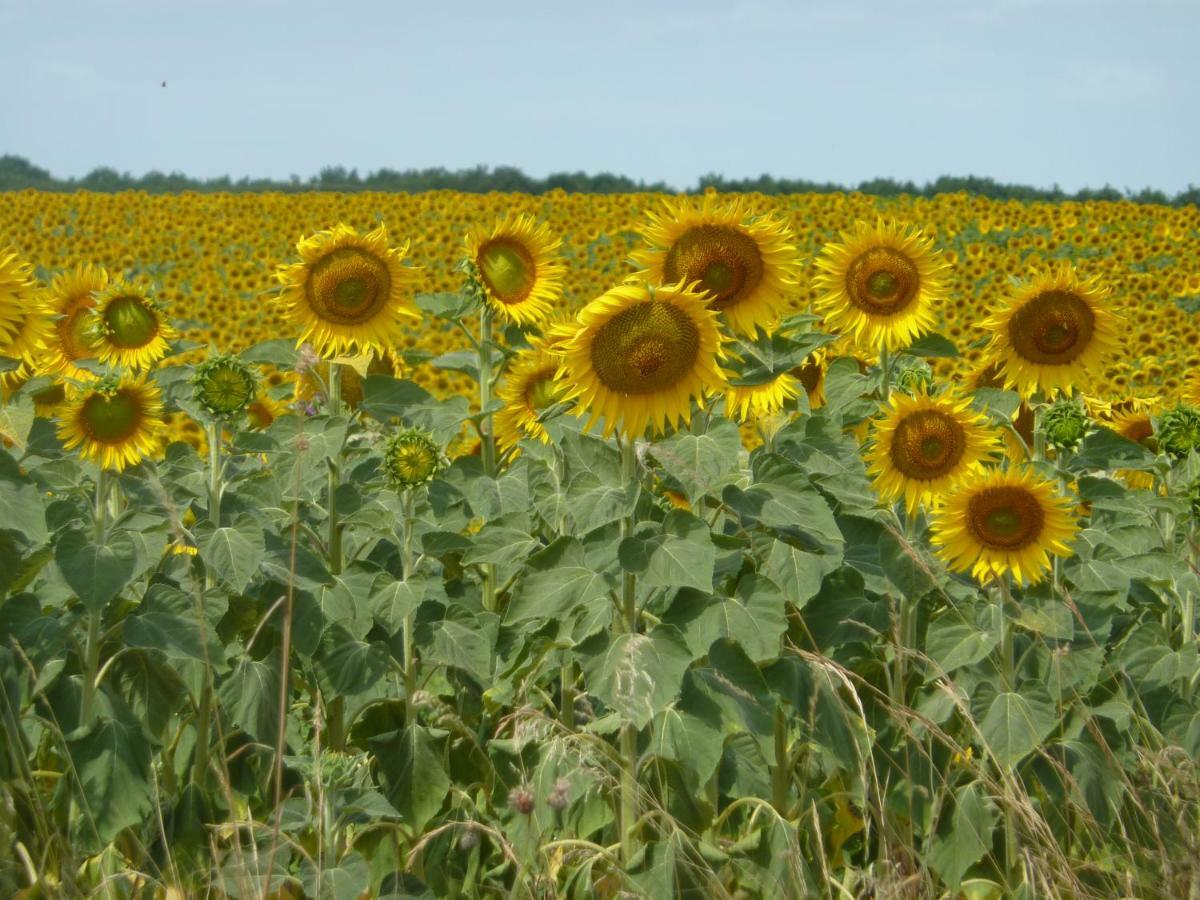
[2,154,1196,206]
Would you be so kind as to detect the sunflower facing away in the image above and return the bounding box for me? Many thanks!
[276,223,421,357]
[465,215,565,326]
[791,348,827,409]
[631,196,802,337]
[557,281,726,440]
[980,263,1120,398]
[813,219,949,352]
[495,343,565,455]
[866,390,1000,514]
[0,292,55,397]
[724,370,801,422]
[57,374,165,471]
[39,264,109,379]
[87,279,176,371]
[1106,405,1159,489]
[931,467,1078,586]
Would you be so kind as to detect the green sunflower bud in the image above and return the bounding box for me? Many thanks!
[893,358,934,396]
[1157,406,1200,459]
[1040,398,1090,451]
[192,352,258,418]
[383,428,442,489]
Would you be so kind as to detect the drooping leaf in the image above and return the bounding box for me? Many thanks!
[55,528,138,612]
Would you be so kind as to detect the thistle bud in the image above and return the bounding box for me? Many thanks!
[507,785,535,816]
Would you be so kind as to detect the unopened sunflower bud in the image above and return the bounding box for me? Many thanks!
[192,352,258,418]
[893,359,934,396]
[1041,398,1090,451]
[383,428,442,489]
[507,785,535,815]
[1157,406,1200,459]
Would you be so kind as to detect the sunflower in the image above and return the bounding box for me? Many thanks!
[813,219,948,352]
[1183,373,1200,408]
[790,348,827,409]
[631,196,802,336]
[980,263,1120,398]
[0,250,36,349]
[724,370,801,422]
[495,344,564,455]
[57,375,165,471]
[39,264,109,379]
[246,387,289,430]
[0,294,55,397]
[866,390,1000,514]
[931,467,1078,586]
[557,281,726,440]
[87,280,176,371]
[276,223,421,357]
[1106,407,1158,489]
[465,215,565,326]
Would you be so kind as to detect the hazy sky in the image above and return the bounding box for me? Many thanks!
[2,0,1196,192]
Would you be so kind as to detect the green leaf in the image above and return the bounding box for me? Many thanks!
[725,329,836,386]
[980,690,1057,768]
[123,583,223,665]
[0,462,47,546]
[360,375,469,441]
[199,515,265,594]
[429,618,495,684]
[650,419,743,500]
[218,655,280,743]
[370,725,450,832]
[762,540,835,608]
[414,291,478,319]
[902,332,960,358]
[650,699,725,793]
[66,707,154,845]
[579,625,694,728]
[507,537,614,624]
[640,511,716,594]
[926,615,998,674]
[929,781,998,889]
[316,628,392,696]
[663,574,787,662]
[54,528,138,612]
[460,524,539,567]
[1069,426,1155,471]
[371,575,424,635]
[239,338,298,367]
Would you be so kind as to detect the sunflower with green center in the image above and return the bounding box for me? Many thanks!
[465,215,565,326]
[631,196,802,337]
[495,343,565,456]
[38,264,109,379]
[557,281,726,440]
[57,374,165,471]
[867,390,1000,514]
[931,467,1078,586]
[813,219,948,352]
[979,263,1120,398]
[86,279,176,371]
[724,370,801,422]
[276,223,421,357]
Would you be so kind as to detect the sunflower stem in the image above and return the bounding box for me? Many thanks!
[206,420,222,530]
[326,362,343,577]
[80,470,110,727]
[400,488,419,728]
[617,437,640,863]
[996,576,1021,885]
[878,345,891,401]
[192,420,224,789]
[479,305,497,478]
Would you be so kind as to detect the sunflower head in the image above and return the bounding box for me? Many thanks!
[557,281,727,440]
[86,280,176,371]
[1040,397,1090,451]
[193,352,259,419]
[57,374,165,471]
[813,219,948,352]
[724,370,800,422]
[464,215,565,326]
[631,196,802,336]
[0,250,38,349]
[981,263,1120,398]
[931,466,1078,586]
[789,349,827,409]
[495,345,565,456]
[39,264,109,379]
[383,428,442,489]
[276,223,421,358]
[866,390,1000,514]
[1157,406,1200,459]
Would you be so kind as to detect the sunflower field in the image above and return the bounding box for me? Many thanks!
[0,187,1198,899]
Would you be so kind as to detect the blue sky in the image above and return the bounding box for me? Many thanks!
[2,0,1195,192]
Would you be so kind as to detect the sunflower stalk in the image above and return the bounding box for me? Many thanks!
[617,437,640,862]
[326,362,343,576]
[996,576,1021,884]
[80,469,110,726]
[878,345,891,400]
[477,305,499,613]
[192,419,224,789]
[400,488,419,728]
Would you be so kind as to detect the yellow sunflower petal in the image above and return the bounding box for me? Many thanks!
[57,374,166,472]
[465,214,565,326]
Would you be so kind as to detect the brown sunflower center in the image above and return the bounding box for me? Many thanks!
[793,357,823,396]
[103,296,159,349]
[889,410,966,480]
[845,247,920,316]
[966,486,1044,550]
[59,304,97,360]
[81,390,142,443]
[1119,416,1154,446]
[589,300,700,395]
[524,368,560,412]
[1007,289,1095,364]
[307,247,392,324]
[478,238,536,304]
[661,225,764,311]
